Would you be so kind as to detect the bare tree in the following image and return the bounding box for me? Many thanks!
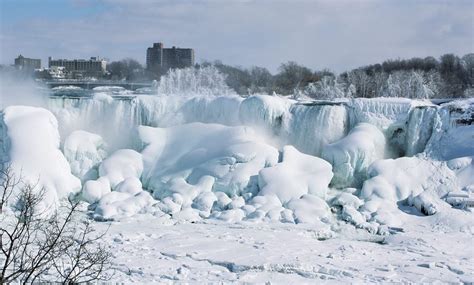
[0,165,111,283]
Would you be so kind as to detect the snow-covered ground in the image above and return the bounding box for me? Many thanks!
[98,210,473,283]
[1,92,473,283]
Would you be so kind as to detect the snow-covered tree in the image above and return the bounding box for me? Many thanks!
[302,75,345,99]
[157,66,236,96]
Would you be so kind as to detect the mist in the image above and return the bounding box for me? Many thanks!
[0,71,48,109]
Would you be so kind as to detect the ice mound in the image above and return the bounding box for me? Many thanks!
[82,177,110,204]
[98,149,143,189]
[322,123,386,188]
[93,191,155,220]
[258,145,333,203]
[138,122,279,198]
[360,156,458,226]
[425,99,474,160]
[63,130,107,181]
[81,148,146,213]
[448,156,474,192]
[81,149,154,220]
[286,194,331,225]
[0,106,81,211]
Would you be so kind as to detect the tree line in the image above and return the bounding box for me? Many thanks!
[87,53,474,99]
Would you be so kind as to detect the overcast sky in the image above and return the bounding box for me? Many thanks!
[0,0,472,73]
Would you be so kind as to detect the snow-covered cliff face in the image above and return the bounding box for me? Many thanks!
[46,95,456,160]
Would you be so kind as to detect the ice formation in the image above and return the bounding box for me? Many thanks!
[63,130,107,181]
[258,145,332,203]
[360,156,458,226]
[2,92,473,228]
[322,123,386,188]
[0,106,81,212]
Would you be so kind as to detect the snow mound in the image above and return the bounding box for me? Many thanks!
[98,149,143,190]
[94,191,155,220]
[258,145,333,204]
[63,130,107,181]
[82,176,110,204]
[448,156,474,192]
[322,123,386,188]
[0,106,81,211]
[360,156,458,226]
[139,123,279,199]
[286,194,331,225]
[425,100,474,160]
[83,150,153,220]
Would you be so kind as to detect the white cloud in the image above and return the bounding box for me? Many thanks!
[1,0,472,72]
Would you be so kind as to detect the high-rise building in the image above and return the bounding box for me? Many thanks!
[14,55,41,70]
[146,42,194,74]
[48,56,107,76]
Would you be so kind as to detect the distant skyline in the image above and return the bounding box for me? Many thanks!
[1,0,473,73]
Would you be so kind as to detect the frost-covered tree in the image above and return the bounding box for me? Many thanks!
[157,65,236,96]
[0,166,111,283]
[302,75,345,99]
[382,70,437,99]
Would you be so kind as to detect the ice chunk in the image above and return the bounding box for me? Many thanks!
[63,130,107,181]
[321,123,386,188]
[258,145,333,204]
